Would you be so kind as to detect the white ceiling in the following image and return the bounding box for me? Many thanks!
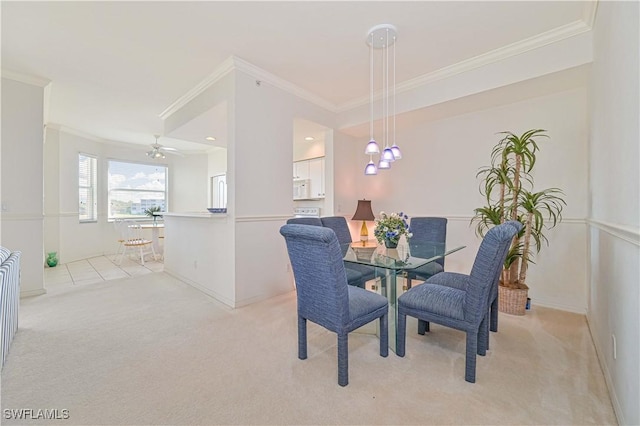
[1,1,589,151]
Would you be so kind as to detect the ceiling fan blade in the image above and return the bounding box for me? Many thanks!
[160,146,179,152]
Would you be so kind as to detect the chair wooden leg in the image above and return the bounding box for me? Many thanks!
[465,331,478,383]
[490,297,499,332]
[379,313,388,358]
[396,312,407,357]
[337,332,348,386]
[418,319,430,334]
[298,316,307,360]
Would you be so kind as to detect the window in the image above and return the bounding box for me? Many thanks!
[108,160,168,220]
[79,154,97,222]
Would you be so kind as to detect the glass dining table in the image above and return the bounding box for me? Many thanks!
[343,239,465,352]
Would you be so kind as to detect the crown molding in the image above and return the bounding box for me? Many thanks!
[582,0,599,28]
[1,69,50,87]
[232,57,337,113]
[159,56,337,120]
[338,19,594,113]
[160,9,597,120]
[158,56,236,120]
[46,123,106,143]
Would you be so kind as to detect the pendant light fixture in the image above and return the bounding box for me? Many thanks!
[364,24,402,175]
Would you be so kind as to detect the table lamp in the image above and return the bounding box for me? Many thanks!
[351,199,375,245]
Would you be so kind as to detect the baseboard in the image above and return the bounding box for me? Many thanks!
[163,268,235,308]
[586,314,624,425]
[531,297,586,314]
[20,288,47,298]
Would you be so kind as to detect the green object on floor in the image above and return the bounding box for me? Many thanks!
[46,252,58,267]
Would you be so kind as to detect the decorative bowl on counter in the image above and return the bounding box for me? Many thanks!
[207,208,227,213]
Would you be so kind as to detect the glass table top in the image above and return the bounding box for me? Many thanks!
[342,240,465,271]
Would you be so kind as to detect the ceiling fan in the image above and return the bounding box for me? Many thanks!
[146,135,181,159]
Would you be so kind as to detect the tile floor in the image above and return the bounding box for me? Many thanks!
[44,254,163,290]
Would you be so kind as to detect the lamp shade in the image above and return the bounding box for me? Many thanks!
[351,199,375,221]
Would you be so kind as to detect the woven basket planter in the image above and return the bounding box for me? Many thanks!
[498,283,529,316]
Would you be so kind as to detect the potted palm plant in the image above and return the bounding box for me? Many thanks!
[472,129,566,315]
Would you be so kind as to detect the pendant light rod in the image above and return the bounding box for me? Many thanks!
[364,24,400,175]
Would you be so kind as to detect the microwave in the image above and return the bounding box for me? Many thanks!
[293,179,311,200]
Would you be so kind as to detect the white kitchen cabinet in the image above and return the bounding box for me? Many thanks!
[308,157,325,199]
[292,157,325,200]
[293,160,310,180]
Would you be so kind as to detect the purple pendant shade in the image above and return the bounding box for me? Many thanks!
[365,139,380,155]
[378,159,391,169]
[381,147,395,162]
[390,144,402,159]
[364,161,377,175]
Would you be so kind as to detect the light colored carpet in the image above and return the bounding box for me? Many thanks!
[1,273,616,425]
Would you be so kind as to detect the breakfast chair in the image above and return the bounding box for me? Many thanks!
[286,217,365,288]
[280,224,389,386]
[405,217,447,289]
[116,220,157,266]
[320,216,377,286]
[396,222,518,383]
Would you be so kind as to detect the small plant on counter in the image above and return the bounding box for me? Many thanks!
[144,206,163,222]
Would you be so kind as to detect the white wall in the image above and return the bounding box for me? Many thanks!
[44,127,208,263]
[232,70,336,306]
[170,153,208,213]
[350,88,589,312]
[588,2,640,424]
[1,78,46,296]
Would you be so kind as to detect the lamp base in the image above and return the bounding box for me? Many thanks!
[359,221,368,245]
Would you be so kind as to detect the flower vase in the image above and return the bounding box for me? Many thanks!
[46,252,58,267]
[384,238,398,249]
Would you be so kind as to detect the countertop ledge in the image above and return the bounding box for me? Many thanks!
[163,212,228,218]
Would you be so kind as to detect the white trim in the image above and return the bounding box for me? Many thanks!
[582,0,599,28]
[163,212,228,219]
[1,69,50,87]
[163,269,235,308]
[235,215,291,223]
[233,57,336,113]
[159,57,236,119]
[46,123,107,143]
[0,214,44,221]
[159,17,596,117]
[531,297,586,315]
[423,215,586,224]
[159,56,337,120]
[20,288,47,298]
[587,219,640,246]
[586,314,624,425]
[338,20,593,112]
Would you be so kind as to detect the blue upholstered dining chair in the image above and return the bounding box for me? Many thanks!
[405,217,448,289]
[320,216,377,286]
[286,217,323,227]
[395,222,518,383]
[286,217,366,288]
[280,224,389,386]
[421,220,523,339]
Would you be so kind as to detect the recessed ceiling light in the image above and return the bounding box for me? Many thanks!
[205,136,216,141]
[304,136,315,141]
